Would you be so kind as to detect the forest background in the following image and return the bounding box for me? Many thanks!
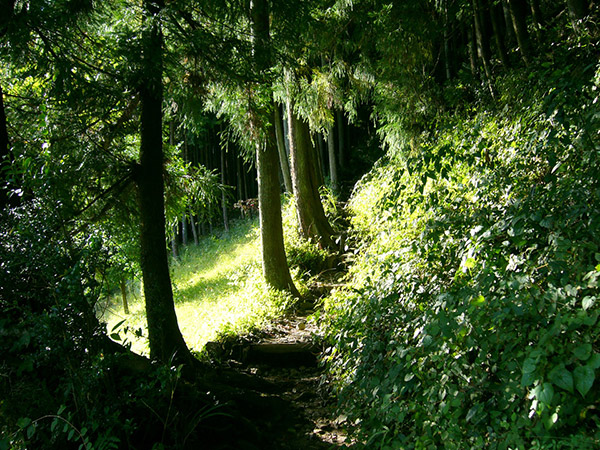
[1,0,599,448]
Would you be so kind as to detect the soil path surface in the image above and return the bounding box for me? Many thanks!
[205,287,354,449]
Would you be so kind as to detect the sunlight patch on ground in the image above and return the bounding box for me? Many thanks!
[97,218,282,357]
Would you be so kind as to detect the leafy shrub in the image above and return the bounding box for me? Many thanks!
[282,194,335,275]
[324,63,600,449]
[0,203,222,449]
[0,202,122,448]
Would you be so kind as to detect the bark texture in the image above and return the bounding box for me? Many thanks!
[289,111,336,251]
[256,133,299,296]
[251,0,299,296]
[327,126,338,194]
[336,111,346,169]
[472,0,494,90]
[138,0,191,364]
[274,104,293,193]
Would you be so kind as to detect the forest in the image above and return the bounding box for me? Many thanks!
[1,0,599,448]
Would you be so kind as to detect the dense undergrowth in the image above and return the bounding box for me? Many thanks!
[323,57,600,448]
[0,206,224,449]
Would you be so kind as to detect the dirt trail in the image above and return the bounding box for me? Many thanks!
[205,286,354,449]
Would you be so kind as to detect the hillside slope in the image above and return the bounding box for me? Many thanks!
[323,61,600,448]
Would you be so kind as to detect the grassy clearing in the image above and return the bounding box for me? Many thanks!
[97,217,293,356]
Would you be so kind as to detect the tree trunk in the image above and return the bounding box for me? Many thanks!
[315,133,325,187]
[327,126,338,195]
[274,103,293,193]
[567,0,588,33]
[256,132,299,296]
[236,155,243,199]
[171,223,178,259]
[567,0,588,21]
[0,82,12,209]
[472,0,495,94]
[336,110,346,169]
[443,0,452,80]
[489,2,509,66]
[138,0,191,364]
[251,0,299,296]
[242,162,249,200]
[120,279,130,315]
[501,0,516,45]
[467,23,479,78]
[289,110,336,251]
[529,0,544,41]
[181,214,188,245]
[506,0,531,65]
[220,145,229,232]
[189,209,199,245]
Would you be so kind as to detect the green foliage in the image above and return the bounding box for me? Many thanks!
[324,62,600,448]
[0,204,224,449]
[282,192,342,275]
[0,203,123,448]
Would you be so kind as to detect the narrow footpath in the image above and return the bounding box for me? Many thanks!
[204,281,354,449]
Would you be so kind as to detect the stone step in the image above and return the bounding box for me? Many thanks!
[245,342,320,368]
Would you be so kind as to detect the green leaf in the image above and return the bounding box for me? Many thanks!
[17,418,31,429]
[471,294,485,306]
[573,343,593,361]
[521,370,536,387]
[582,311,599,326]
[548,365,574,393]
[111,319,127,332]
[573,365,595,397]
[26,424,35,439]
[466,404,480,422]
[17,358,34,375]
[0,438,9,450]
[523,357,537,374]
[538,382,554,405]
[588,353,600,370]
[110,333,121,341]
[582,296,595,310]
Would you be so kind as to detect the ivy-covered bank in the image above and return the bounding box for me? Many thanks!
[324,63,600,448]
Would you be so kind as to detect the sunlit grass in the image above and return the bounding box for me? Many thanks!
[97,217,293,356]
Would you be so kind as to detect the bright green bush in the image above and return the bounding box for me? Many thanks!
[324,63,600,449]
[282,193,339,276]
